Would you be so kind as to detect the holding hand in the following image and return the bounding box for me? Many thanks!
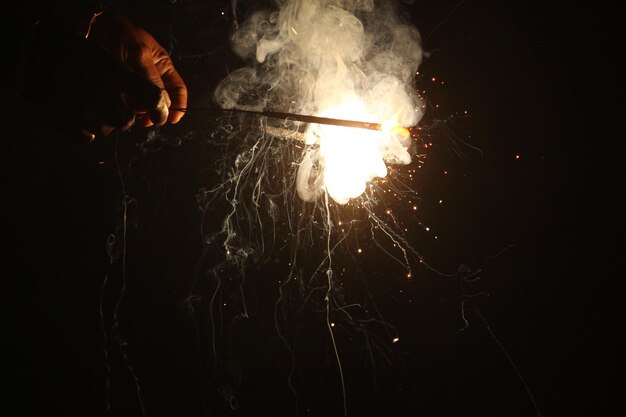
[17,12,188,142]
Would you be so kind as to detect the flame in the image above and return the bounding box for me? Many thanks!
[305,99,410,205]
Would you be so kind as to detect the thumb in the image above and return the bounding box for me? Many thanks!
[123,52,170,126]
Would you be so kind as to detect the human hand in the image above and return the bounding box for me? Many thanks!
[16,14,187,143]
[89,14,188,128]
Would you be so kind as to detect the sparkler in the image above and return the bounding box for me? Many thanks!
[174,106,413,137]
[194,2,427,416]
[174,104,416,204]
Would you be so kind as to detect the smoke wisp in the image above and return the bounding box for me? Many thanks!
[215,0,424,204]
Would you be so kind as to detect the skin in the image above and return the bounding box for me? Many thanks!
[17,11,188,143]
[89,15,188,130]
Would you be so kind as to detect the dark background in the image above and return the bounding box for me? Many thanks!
[3,1,621,417]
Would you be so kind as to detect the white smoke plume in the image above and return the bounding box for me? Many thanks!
[215,0,424,204]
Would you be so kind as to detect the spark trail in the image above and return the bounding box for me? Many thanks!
[194,1,427,415]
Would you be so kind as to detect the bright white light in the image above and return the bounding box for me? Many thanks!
[306,99,410,205]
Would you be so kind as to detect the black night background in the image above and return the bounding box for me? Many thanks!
[3,1,621,417]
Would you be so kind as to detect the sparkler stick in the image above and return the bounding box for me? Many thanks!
[173,107,409,132]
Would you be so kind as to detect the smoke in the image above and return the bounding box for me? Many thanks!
[215,0,424,205]
[201,4,429,412]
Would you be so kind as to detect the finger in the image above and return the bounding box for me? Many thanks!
[120,113,136,131]
[55,117,95,143]
[127,47,170,126]
[67,115,96,143]
[123,72,167,126]
[132,112,154,127]
[160,62,188,124]
[140,113,154,127]
[77,128,96,143]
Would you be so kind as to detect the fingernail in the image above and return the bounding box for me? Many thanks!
[79,129,96,143]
